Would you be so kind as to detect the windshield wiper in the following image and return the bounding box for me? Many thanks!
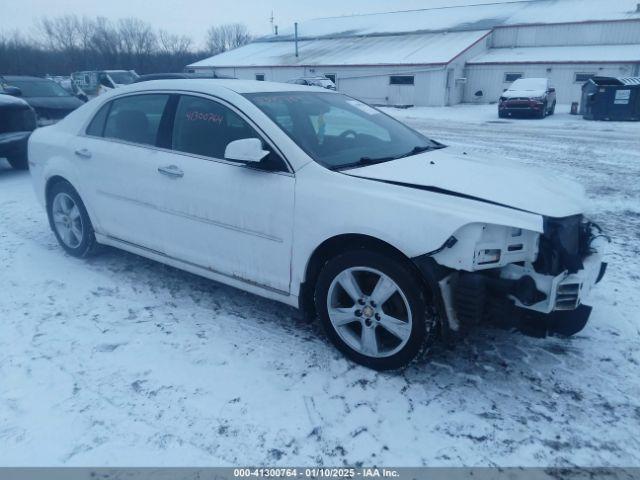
[331,144,445,171]
[393,145,437,159]
[331,156,396,171]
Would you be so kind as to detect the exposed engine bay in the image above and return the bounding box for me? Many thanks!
[421,215,609,338]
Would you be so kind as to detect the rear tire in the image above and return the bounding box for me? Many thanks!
[314,250,436,371]
[47,181,98,258]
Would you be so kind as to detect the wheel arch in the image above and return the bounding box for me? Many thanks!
[44,175,100,234]
[298,233,438,316]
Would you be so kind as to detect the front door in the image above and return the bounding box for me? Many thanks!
[158,94,295,294]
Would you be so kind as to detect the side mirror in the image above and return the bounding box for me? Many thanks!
[548,87,556,93]
[3,86,22,97]
[77,93,89,102]
[224,138,269,164]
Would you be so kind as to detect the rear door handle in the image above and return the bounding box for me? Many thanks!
[74,148,92,159]
[158,165,184,178]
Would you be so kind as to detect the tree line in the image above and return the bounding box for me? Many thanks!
[0,15,253,77]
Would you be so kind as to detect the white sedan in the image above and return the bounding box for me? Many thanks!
[28,80,607,370]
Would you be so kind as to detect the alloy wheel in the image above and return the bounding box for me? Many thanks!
[326,267,413,358]
[52,192,84,248]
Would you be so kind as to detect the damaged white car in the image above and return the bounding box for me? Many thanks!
[28,80,608,370]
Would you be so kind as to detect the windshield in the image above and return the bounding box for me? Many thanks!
[245,92,442,170]
[6,79,71,98]
[107,71,137,85]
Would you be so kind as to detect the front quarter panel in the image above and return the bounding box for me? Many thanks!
[291,162,544,295]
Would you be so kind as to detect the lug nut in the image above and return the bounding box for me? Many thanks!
[375,313,380,320]
[355,310,362,317]
[358,298,365,305]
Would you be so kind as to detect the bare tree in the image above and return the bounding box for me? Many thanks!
[1,15,251,76]
[158,30,192,56]
[205,23,251,55]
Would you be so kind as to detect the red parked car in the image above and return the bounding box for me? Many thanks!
[499,78,557,119]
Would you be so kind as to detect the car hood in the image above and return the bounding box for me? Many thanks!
[24,96,84,111]
[502,89,546,99]
[345,147,586,218]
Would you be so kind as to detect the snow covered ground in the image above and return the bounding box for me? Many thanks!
[1,103,639,467]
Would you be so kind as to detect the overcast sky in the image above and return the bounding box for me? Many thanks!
[2,0,522,47]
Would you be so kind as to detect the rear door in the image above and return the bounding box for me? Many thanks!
[158,93,295,293]
[72,93,172,252]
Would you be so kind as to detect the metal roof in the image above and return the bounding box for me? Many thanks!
[189,30,490,68]
[468,44,640,65]
[265,0,640,40]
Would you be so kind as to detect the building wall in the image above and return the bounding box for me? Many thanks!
[192,65,451,106]
[464,63,639,103]
[491,20,640,47]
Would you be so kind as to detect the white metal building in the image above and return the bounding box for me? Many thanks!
[187,0,640,106]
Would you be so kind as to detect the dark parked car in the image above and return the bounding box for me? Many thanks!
[0,94,36,169]
[498,78,556,118]
[286,76,337,90]
[0,76,84,127]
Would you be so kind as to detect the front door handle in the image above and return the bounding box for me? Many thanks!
[74,148,92,159]
[158,165,184,178]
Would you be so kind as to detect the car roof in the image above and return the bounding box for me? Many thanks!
[117,78,329,95]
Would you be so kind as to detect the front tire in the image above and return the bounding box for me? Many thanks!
[537,102,547,119]
[47,181,98,258]
[314,250,436,370]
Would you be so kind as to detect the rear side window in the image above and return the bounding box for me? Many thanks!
[86,103,110,136]
[103,94,169,146]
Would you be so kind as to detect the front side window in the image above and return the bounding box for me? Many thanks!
[245,92,442,170]
[103,94,170,146]
[171,95,286,171]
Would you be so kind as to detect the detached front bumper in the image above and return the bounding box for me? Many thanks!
[499,233,607,314]
[435,225,609,336]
